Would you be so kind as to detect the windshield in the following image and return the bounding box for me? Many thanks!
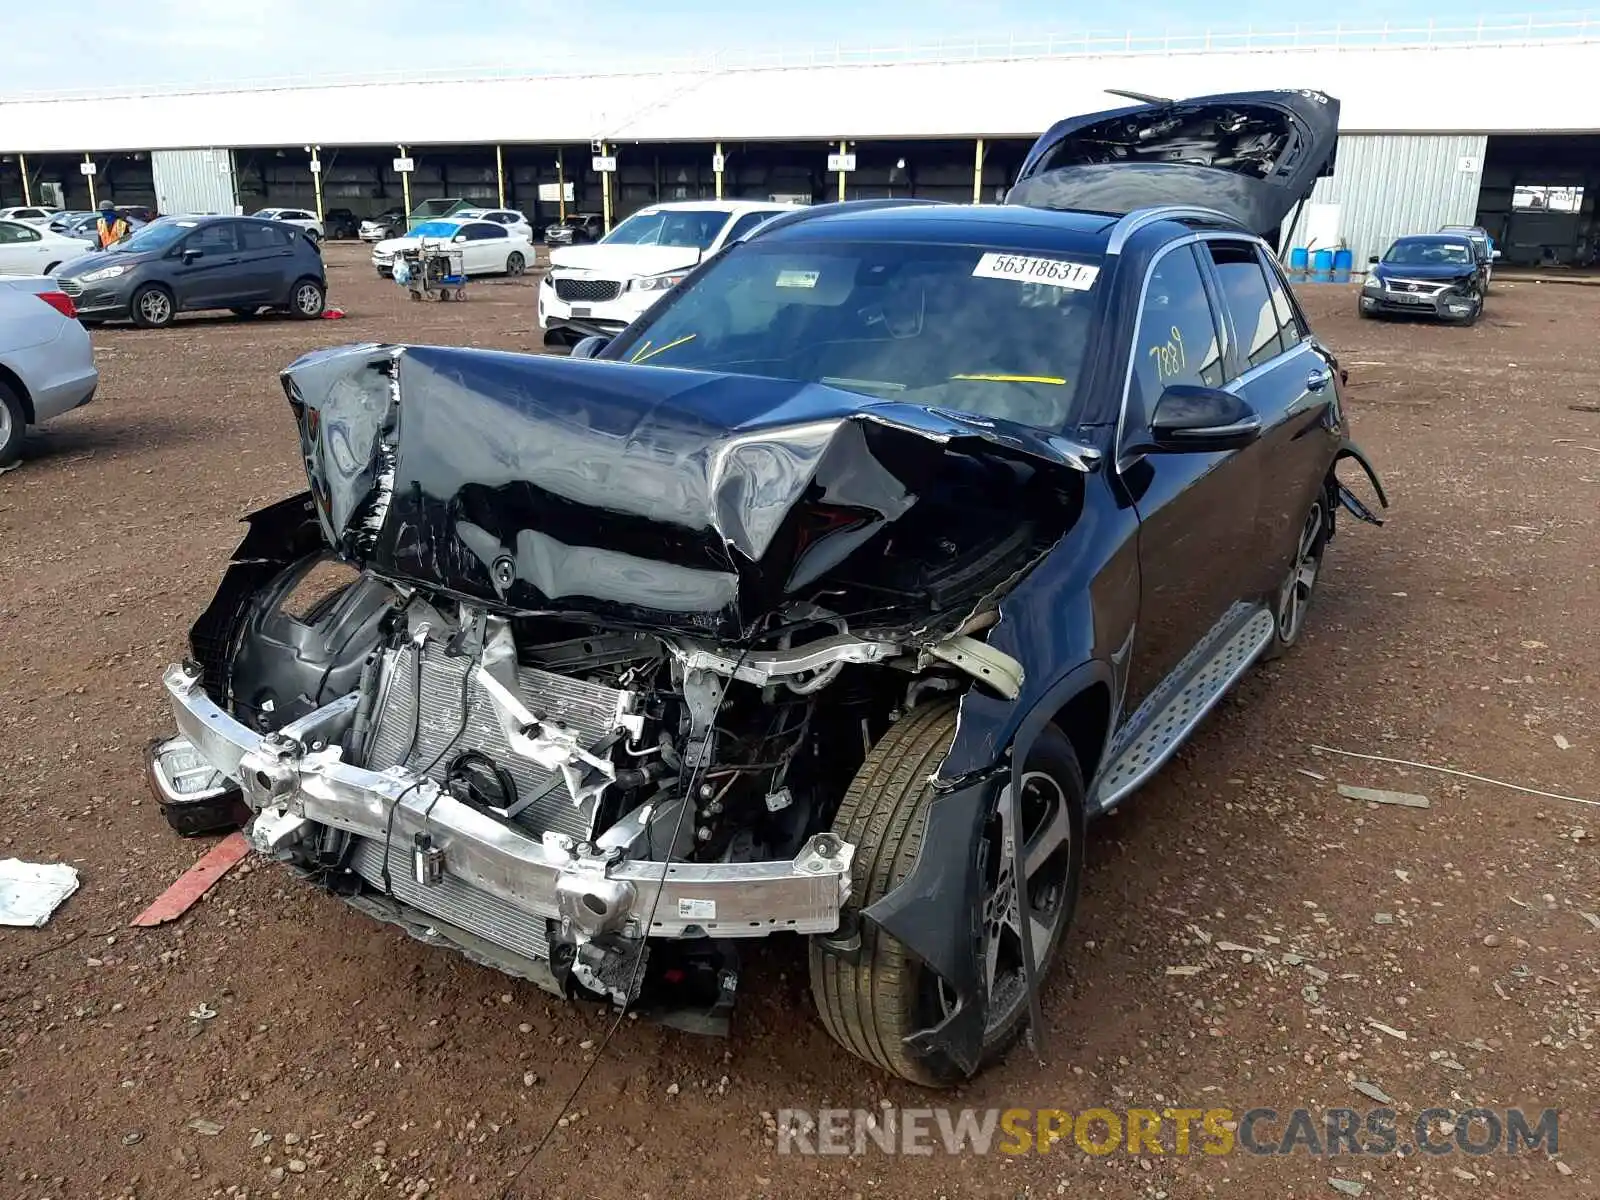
[114,220,191,253]
[609,240,1102,429]
[1384,239,1473,267]
[604,208,728,250]
[407,221,460,239]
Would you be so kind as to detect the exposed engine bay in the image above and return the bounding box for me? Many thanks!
[1033,104,1299,179]
[152,342,1090,1029]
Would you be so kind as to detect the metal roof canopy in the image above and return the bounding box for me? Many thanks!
[5,39,1600,154]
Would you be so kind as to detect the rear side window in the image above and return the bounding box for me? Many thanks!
[1258,250,1307,349]
[1206,241,1281,373]
[1128,243,1225,430]
[240,222,291,250]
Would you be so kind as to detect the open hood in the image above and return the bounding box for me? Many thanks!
[1007,89,1339,242]
[280,345,1090,639]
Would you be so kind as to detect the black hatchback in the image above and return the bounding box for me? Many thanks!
[55,215,328,328]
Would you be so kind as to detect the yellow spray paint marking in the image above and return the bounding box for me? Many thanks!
[950,373,1067,385]
[633,333,697,363]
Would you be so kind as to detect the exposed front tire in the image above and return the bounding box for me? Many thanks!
[809,703,1084,1085]
[289,277,325,319]
[130,284,176,329]
[506,251,526,276]
[0,380,28,467]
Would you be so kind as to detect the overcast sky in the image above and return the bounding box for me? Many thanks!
[10,1,1590,94]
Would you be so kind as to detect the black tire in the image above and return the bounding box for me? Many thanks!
[289,277,325,319]
[44,261,61,275]
[130,283,176,329]
[1460,297,1483,327]
[0,380,27,468]
[1357,304,1375,320]
[505,251,526,276]
[809,703,1085,1086]
[1265,493,1330,659]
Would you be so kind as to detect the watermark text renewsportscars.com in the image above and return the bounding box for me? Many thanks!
[776,1106,1559,1158]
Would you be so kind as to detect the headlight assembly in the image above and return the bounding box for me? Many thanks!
[80,264,128,282]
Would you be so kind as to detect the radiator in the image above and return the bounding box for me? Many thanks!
[364,642,626,843]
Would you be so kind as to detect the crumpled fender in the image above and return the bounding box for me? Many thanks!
[1332,438,1389,527]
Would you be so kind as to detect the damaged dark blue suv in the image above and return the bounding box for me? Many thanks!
[148,89,1387,1086]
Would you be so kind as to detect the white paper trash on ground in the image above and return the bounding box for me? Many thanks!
[0,859,81,926]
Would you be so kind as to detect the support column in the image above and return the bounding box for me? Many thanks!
[973,138,986,205]
[836,139,847,203]
[556,149,566,221]
[310,146,324,224]
[496,144,505,208]
[600,141,613,233]
[714,141,724,200]
[19,153,29,205]
[398,144,412,223]
[84,153,97,208]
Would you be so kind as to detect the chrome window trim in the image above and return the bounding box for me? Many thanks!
[1115,230,1313,471]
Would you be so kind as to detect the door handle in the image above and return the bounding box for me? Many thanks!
[1306,368,1332,391]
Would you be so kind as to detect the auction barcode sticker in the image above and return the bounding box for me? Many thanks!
[678,898,716,920]
[972,252,1099,290]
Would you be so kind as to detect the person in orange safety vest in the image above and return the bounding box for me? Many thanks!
[96,200,130,248]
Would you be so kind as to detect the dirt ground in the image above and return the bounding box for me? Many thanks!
[1,244,1595,1200]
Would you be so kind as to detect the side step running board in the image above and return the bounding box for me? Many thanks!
[1090,604,1277,813]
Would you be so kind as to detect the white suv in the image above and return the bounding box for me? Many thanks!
[253,208,324,245]
[539,200,799,344]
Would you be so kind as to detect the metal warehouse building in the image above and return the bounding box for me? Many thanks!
[3,18,1599,267]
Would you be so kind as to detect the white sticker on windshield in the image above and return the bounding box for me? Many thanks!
[972,252,1099,290]
[775,269,820,289]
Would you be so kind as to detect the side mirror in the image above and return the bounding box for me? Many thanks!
[452,233,467,243]
[1146,385,1261,453]
[569,335,611,360]
[1491,249,1502,260]
[182,249,203,263]
[1367,255,1380,266]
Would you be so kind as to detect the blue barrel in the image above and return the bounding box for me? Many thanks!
[1312,249,1334,282]
[1288,246,1309,281]
[1332,248,1354,283]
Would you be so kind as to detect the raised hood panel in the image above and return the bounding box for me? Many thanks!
[1007,89,1340,241]
[280,345,1089,639]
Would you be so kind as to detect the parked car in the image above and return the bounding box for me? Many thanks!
[322,208,360,239]
[253,207,324,246]
[455,207,534,242]
[54,210,148,247]
[539,200,799,343]
[48,210,97,234]
[1361,234,1487,324]
[359,209,406,242]
[0,218,99,275]
[370,218,532,278]
[54,215,328,328]
[544,213,604,246]
[148,88,1389,1084]
[0,274,98,465]
[1438,223,1500,286]
[0,205,62,226]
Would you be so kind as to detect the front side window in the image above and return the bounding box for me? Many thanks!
[1127,243,1224,431]
[0,220,39,244]
[604,208,730,250]
[183,223,239,256]
[610,240,1105,431]
[724,210,780,243]
[1207,241,1282,373]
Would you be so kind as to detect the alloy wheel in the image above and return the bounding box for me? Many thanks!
[1276,500,1325,644]
[295,284,323,316]
[139,290,171,325]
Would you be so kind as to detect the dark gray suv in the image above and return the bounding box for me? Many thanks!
[55,215,328,328]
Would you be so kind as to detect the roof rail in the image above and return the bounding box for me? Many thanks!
[1106,205,1241,254]
[740,197,947,243]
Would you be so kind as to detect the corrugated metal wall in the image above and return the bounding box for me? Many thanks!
[151,148,238,216]
[1284,134,1488,268]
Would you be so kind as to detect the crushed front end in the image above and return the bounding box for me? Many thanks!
[150,342,1088,1037]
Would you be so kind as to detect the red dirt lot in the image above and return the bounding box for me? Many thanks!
[0,245,1595,1200]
